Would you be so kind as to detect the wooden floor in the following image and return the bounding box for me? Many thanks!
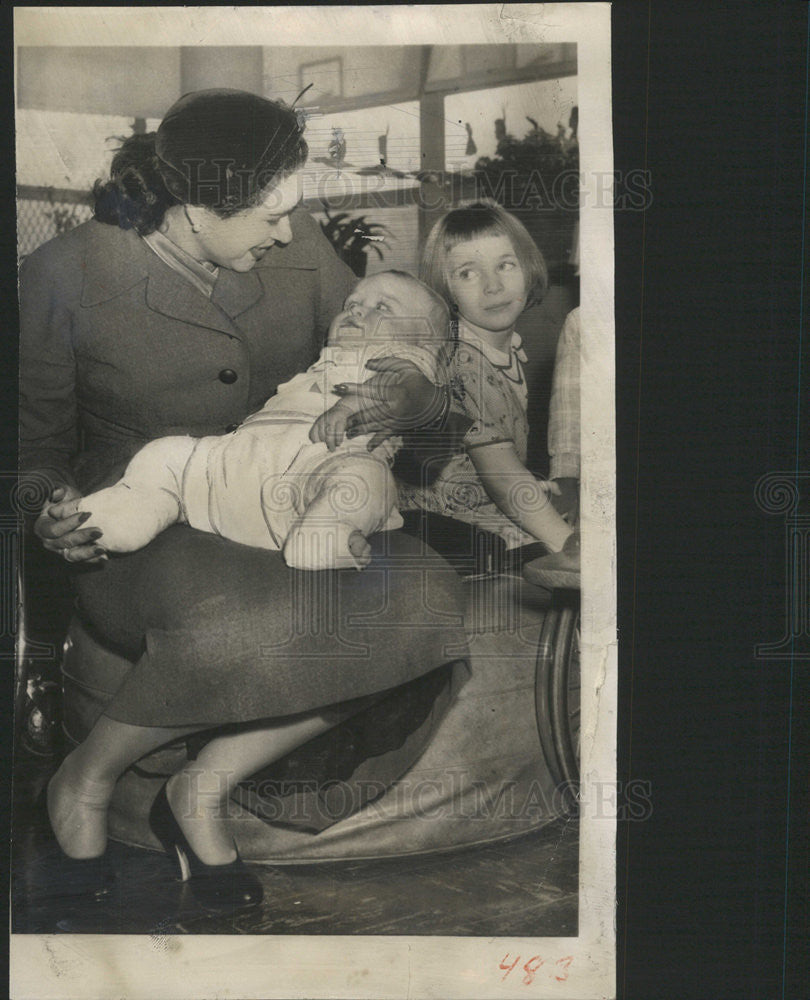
[12,755,579,937]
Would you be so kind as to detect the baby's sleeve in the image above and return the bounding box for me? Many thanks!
[364,342,439,382]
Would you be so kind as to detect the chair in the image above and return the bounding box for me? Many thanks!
[14,534,72,758]
[51,537,580,862]
[531,583,580,811]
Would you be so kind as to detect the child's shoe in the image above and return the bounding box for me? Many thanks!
[522,530,580,590]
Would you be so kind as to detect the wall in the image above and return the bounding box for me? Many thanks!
[17,47,181,118]
[264,46,421,107]
[179,47,263,95]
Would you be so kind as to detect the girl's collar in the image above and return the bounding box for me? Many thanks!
[457,320,527,367]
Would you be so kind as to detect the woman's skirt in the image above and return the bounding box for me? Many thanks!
[72,525,470,727]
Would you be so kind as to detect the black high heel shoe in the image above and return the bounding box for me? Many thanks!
[31,787,117,909]
[148,783,263,912]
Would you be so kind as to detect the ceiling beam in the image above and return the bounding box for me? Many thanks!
[297,54,577,116]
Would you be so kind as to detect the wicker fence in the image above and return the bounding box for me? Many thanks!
[17,186,94,262]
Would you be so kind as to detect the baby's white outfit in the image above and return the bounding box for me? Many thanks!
[79,340,437,569]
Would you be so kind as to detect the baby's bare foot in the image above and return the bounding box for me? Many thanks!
[284,522,370,570]
[347,530,372,568]
[47,755,114,859]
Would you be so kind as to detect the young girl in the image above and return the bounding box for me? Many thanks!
[400,200,578,567]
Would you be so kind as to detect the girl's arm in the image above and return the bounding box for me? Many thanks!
[467,440,572,552]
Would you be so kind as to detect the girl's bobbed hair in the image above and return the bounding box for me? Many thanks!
[419,199,549,310]
[93,88,308,235]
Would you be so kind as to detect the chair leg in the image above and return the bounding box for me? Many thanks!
[534,590,580,812]
[16,662,63,758]
[15,567,64,759]
[16,527,76,758]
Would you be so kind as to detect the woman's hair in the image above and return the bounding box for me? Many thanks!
[93,89,308,235]
[419,199,549,310]
[92,132,177,235]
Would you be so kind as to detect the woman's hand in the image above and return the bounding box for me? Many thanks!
[34,485,107,564]
[310,357,447,452]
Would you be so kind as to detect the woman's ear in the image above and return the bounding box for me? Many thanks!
[183,204,203,234]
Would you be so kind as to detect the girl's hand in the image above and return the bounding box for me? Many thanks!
[310,357,447,452]
[34,485,107,564]
[550,477,579,524]
[467,442,573,552]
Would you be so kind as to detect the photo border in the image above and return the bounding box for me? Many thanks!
[9,6,616,998]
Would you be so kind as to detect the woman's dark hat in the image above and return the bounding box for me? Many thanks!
[155,88,306,209]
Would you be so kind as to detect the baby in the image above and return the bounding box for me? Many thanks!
[73,271,449,570]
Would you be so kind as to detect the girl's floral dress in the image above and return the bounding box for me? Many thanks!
[398,322,536,549]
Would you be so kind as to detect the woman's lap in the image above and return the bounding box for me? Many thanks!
[73,525,469,727]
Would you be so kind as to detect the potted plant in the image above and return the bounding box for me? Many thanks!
[319,203,391,277]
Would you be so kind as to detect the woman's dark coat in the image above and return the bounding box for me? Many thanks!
[20,209,354,493]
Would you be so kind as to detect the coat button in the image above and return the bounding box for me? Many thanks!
[218,369,238,384]
[225,423,239,433]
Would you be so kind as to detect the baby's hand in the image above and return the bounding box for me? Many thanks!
[309,399,356,451]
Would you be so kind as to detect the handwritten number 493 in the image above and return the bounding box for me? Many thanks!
[499,954,573,985]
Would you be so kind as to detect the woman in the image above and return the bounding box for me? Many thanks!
[20,89,469,909]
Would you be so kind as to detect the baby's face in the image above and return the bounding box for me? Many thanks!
[328,273,439,346]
